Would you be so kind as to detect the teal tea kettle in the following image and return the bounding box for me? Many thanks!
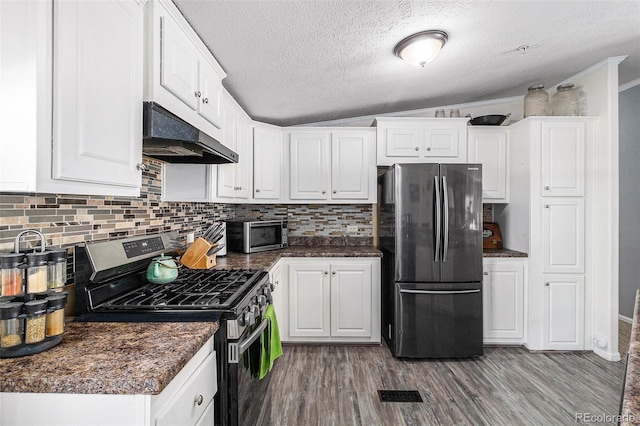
[146,256,180,284]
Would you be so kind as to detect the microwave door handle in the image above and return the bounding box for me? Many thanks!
[434,175,441,263]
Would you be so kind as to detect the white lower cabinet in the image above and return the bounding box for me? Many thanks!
[0,337,216,426]
[542,274,585,350]
[482,258,527,344]
[281,258,380,343]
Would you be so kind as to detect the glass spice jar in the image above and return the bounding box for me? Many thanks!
[24,299,47,344]
[1,253,24,296]
[552,83,579,116]
[0,302,24,348]
[45,294,67,337]
[524,84,549,117]
[26,252,48,294]
[47,249,67,290]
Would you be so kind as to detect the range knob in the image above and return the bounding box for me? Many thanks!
[257,295,267,306]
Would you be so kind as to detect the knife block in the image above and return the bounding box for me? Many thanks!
[180,237,217,269]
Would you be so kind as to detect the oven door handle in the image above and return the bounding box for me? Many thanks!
[238,318,269,355]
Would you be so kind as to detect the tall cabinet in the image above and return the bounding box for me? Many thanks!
[498,117,594,351]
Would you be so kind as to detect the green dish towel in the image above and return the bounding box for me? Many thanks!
[259,305,283,379]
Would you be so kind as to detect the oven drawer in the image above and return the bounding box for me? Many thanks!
[155,351,217,426]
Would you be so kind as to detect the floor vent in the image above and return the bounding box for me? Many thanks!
[378,390,423,403]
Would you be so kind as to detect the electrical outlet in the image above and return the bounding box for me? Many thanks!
[347,225,358,233]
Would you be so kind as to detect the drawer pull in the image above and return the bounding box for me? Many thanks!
[195,394,204,406]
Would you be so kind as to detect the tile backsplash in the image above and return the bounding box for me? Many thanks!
[0,158,373,251]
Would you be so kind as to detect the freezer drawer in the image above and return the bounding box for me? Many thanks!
[393,282,483,358]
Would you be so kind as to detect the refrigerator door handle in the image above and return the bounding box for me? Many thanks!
[400,289,481,295]
[434,175,441,263]
[442,176,449,262]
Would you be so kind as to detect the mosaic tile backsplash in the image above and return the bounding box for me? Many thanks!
[0,158,373,252]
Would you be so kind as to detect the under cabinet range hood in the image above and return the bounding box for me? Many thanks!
[142,102,238,164]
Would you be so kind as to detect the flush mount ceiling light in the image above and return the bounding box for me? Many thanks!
[394,30,448,67]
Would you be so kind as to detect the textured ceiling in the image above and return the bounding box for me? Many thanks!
[173,0,640,126]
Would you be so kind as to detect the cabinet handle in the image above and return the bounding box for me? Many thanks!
[195,394,204,405]
[426,147,431,151]
[136,163,147,172]
[203,97,209,104]
[256,189,261,192]
[483,272,489,275]
[545,204,550,208]
[414,147,419,151]
[544,186,550,190]
[195,91,201,98]
[322,190,326,194]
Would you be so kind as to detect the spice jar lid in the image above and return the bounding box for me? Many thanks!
[47,249,67,262]
[557,83,575,91]
[528,84,545,91]
[46,294,67,310]
[24,299,48,315]
[25,252,48,267]
[0,253,25,268]
[0,302,24,319]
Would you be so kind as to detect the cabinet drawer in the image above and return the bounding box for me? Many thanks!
[156,351,217,426]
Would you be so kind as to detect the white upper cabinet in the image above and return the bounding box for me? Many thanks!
[253,125,283,200]
[0,0,144,196]
[375,117,468,166]
[541,121,585,196]
[286,128,376,203]
[145,0,226,141]
[289,132,331,200]
[467,128,508,203]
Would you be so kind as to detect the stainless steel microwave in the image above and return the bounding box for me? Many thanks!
[225,220,288,253]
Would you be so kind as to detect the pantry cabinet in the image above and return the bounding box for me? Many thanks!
[0,0,144,196]
[499,117,594,351]
[280,258,380,343]
[0,337,217,426]
[375,117,468,166]
[286,128,376,203]
[144,0,226,142]
[482,258,527,344]
[467,128,509,202]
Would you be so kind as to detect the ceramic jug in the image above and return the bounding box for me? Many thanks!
[146,256,180,284]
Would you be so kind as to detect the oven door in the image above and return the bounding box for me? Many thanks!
[229,317,272,425]
[247,221,286,253]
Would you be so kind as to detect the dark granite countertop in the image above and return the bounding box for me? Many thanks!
[0,321,218,395]
[482,248,528,258]
[621,289,640,424]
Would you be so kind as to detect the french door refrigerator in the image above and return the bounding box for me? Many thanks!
[378,163,483,358]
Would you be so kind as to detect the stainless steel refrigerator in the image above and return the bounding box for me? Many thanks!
[378,163,483,358]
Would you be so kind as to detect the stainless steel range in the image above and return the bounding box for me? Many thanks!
[74,231,274,426]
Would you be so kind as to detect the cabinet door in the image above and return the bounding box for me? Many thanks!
[542,198,584,273]
[330,263,372,337]
[483,260,525,341]
[159,13,198,111]
[543,275,584,350]
[234,116,252,199]
[253,127,282,200]
[468,130,508,201]
[53,0,142,188]
[423,126,462,158]
[541,121,585,196]
[216,101,238,198]
[288,264,330,337]
[331,132,370,200]
[196,62,222,129]
[289,133,330,200]
[384,128,421,158]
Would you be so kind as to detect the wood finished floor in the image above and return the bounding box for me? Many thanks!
[258,344,625,426]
